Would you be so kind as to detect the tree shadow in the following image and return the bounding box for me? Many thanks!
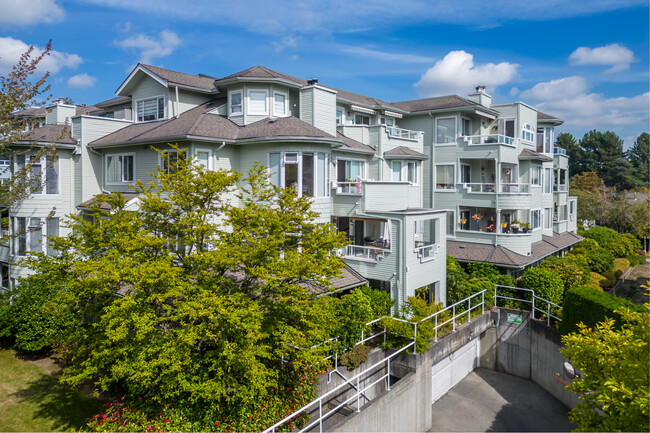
[10,372,104,431]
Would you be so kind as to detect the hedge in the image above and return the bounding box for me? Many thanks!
[561,286,647,335]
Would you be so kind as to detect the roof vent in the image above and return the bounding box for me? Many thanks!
[475,85,486,93]
[268,117,277,123]
[307,78,319,86]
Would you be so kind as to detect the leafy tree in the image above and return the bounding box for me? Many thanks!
[626,132,649,186]
[584,247,616,273]
[20,152,349,430]
[540,256,588,293]
[518,267,563,305]
[560,292,649,431]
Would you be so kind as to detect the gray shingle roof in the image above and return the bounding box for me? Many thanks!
[93,96,132,108]
[18,124,75,145]
[140,64,216,91]
[537,111,559,120]
[383,146,428,160]
[519,149,553,161]
[12,106,47,117]
[336,133,375,154]
[448,232,583,268]
[216,65,307,85]
[78,193,139,211]
[392,95,480,112]
[236,116,336,140]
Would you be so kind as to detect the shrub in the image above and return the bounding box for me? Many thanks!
[600,271,617,288]
[495,274,516,287]
[571,238,599,256]
[466,262,500,281]
[585,247,615,273]
[629,254,647,266]
[448,277,494,307]
[334,285,393,350]
[518,267,564,305]
[589,272,608,290]
[582,227,641,258]
[340,344,371,370]
[614,258,630,275]
[541,256,589,293]
[561,286,647,335]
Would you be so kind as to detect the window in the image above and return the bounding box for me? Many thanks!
[136,96,164,122]
[531,210,541,230]
[273,91,287,117]
[391,161,402,181]
[414,218,440,261]
[0,156,10,183]
[390,161,418,184]
[354,114,370,125]
[522,123,535,143]
[336,108,344,125]
[435,164,455,190]
[435,117,457,144]
[460,164,471,183]
[337,158,365,182]
[268,152,328,197]
[530,165,541,186]
[544,208,552,229]
[461,117,471,136]
[380,117,395,126]
[446,210,455,237]
[229,90,243,115]
[30,155,42,194]
[12,216,59,257]
[46,218,59,256]
[407,161,417,184]
[1,264,8,289]
[161,150,186,174]
[544,168,552,194]
[106,153,134,184]
[46,155,58,194]
[195,150,212,170]
[570,201,576,220]
[248,90,268,115]
[499,119,515,138]
[16,153,58,194]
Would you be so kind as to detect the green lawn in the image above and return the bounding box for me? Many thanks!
[0,348,103,432]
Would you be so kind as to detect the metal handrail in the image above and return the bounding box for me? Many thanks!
[494,285,562,326]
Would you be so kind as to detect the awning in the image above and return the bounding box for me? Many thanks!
[350,105,377,115]
[383,110,403,119]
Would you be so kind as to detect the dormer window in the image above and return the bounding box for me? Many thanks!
[248,89,268,115]
[273,91,288,117]
[136,96,164,122]
[229,90,242,115]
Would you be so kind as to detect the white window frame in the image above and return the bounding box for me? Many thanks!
[16,153,59,195]
[543,167,552,194]
[105,152,135,185]
[446,210,455,238]
[390,161,419,185]
[522,123,535,144]
[272,91,288,117]
[336,157,366,181]
[544,207,553,228]
[570,200,576,220]
[460,163,471,184]
[435,163,456,191]
[380,117,395,127]
[194,149,213,171]
[11,216,58,257]
[435,116,458,146]
[353,113,370,125]
[461,117,471,137]
[159,149,187,174]
[531,209,541,230]
[247,89,269,115]
[229,90,243,116]
[531,165,541,186]
[135,95,165,122]
[267,151,329,198]
[406,161,418,185]
[336,107,344,125]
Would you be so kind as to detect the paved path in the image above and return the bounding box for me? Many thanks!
[430,368,575,432]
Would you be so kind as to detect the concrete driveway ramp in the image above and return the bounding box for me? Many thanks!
[430,368,575,432]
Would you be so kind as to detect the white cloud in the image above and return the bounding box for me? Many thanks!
[414,50,518,97]
[0,37,82,75]
[569,43,635,73]
[520,76,588,100]
[67,73,97,88]
[114,30,181,64]
[341,46,435,64]
[0,0,64,26]
[273,35,301,53]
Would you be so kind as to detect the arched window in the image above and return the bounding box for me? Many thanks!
[522,123,535,143]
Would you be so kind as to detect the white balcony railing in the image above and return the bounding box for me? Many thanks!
[463,183,496,193]
[386,126,420,141]
[340,244,386,262]
[553,184,568,192]
[500,183,531,194]
[554,147,567,155]
[464,134,518,147]
[414,242,439,261]
[336,181,363,195]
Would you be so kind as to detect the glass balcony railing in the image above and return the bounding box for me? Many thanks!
[336,181,363,195]
[463,134,518,147]
[385,126,420,141]
[500,183,531,194]
[462,183,496,193]
[339,244,386,262]
[553,147,567,155]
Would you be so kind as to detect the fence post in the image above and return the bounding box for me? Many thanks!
[494,285,497,308]
[319,400,323,433]
[356,376,360,412]
[467,298,471,320]
[387,358,391,391]
[547,303,551,327]
[482,291,485,314]
[532,295,535,320]
[453,305,456,331]
[435,315,438,341]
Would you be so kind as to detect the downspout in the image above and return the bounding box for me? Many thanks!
[175,86,180,118]
[214,141,226,161]
[376,155,385,181]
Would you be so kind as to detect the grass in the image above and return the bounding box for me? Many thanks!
[0,347,103,432]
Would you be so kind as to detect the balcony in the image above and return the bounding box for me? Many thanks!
[500,183,531,194]
[553,183,568,192]
[553,147,567,155]
[463,134,518,147]
[337,124,423,148]
[339,244,387,263]
[414,242,439,261]
[461,183,496,194]
[335,181,364,195]
[385,126,419,141]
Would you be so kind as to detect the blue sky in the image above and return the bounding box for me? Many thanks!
[1,0,648,148]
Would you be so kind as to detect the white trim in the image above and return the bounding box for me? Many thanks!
[194,148,213,170]
[272,90,289,117]
[247,89,269,116]
[461,116,472,137]
[228,89,243,116]
[336,106,345,125]
[134,94,165,122]
[105,152,135,185]
[530,208,542,230]
[435,116,458,145]
[522,123,535,144]
[460,163,471,184]
[434,163,456,191]
[530,164,542,186]
[116,64,167,96]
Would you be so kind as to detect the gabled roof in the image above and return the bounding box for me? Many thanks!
[328,86,406,113]
[335,132,375,154]
[90,99,342,148]
[383,146,428,160]
[537,110,564,125]
[519,149,553,161]
[392,95,480,112]
[17,124,76,145]
[12,106,47,117]
[116,63,216,96]
[216,65,306,86]
[78,193,139,211]
[93,96,132,108]
[447,232,583,269]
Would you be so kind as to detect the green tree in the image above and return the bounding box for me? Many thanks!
[579,131,636,190]
[20,152,349,430]
[626,132,649,186]
[560,296,649,431]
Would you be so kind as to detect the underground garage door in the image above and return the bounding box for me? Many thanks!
[432,338,480,403]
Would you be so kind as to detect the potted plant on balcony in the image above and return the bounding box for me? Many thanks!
[486,224,495,232]
[511,219,521,234]
[521,222,531,233]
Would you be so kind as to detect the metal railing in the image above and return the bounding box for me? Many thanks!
[553,183,567,192]
[339,244,386,262]
[336,181,363,195]
[553,147,567,155]
[500,183,531,194]
[463,182,496,193]
[386,126,420,141]
[264,290,488,433]
[464,134,518,147]
[414,242,439,260]
[494,285,562,327]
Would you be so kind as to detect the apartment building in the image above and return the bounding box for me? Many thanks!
[3,63,580,304]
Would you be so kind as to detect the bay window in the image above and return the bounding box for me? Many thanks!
[531,165,541,186]
[435,117,457,145]
[106,153,135,184]
[268,152,328,197]
[136,96,165,122]
[248,90,268,115]
[544,167,552,194]
[229,90,243,115]
[273,91,288,117]
[435,164,455,190]
[531,209,541,230]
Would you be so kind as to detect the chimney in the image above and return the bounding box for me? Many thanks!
[45,99,77,125]
[468,85,491,107]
